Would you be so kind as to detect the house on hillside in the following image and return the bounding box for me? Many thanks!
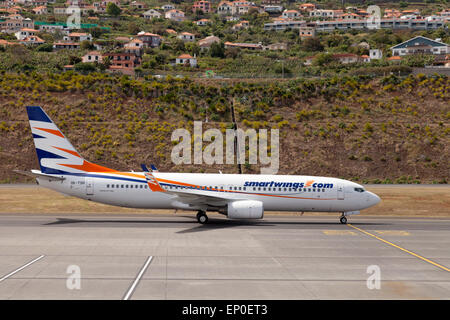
[130,1,146,10]
[161,4,175,11]
[143,9,161,19]
[298,3,315,12]
[176,54,197,67]
[124,38,144,56]
[192,1,211,14]
[198,35,220,50]
[63,32,92,42]
[32,6,47,15]
[224,41,263,50]
[135,31,161,47]
[299,26,315,39]
[390,36,449,56]
[332,53,361,64]
[217,1,232,15]
[103,52,141,69]
[177,32,195,42]
[14,27,36,40]
[19,35,45,46]
[53,42,80,50]
[82,51,103,63]
[196,18,211,26]
[165,9,185,21]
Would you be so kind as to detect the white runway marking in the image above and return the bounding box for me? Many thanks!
[0,255,45,283]
[123,256,153,300]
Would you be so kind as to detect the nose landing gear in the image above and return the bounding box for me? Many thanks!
[339,215,347,224]
[196,211,208,224]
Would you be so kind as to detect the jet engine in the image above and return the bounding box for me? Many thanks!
[226,200,264,219]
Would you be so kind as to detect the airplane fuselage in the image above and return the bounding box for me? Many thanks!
[36,171,380,214]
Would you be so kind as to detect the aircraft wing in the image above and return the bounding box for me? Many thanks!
[140,164,230,207]
[164,189,230,206]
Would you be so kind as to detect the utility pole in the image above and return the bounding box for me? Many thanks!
[231,98,242,174]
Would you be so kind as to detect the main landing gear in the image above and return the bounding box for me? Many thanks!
[339,214,347,224]
[196,211,208,224]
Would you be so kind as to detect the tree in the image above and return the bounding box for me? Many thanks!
[74,62,96,73]
[106,2,121,17]
[128,22,140,35]
[36,43,53,52]
[80,40,94,50]
[302,37,324,52]
[185,42,200,56]
[313,53,333,66]
[210,41,225,58]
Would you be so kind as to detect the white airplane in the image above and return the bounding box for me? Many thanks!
[19,106,381,224]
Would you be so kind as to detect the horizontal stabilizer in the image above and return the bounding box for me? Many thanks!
[14,170,66,181]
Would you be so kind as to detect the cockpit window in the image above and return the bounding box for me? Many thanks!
[354,188,365,193]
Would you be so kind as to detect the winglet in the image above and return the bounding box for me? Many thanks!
[141,164,165,192]
[150,164,158,172]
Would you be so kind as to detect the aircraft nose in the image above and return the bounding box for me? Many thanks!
[367,191,381,206]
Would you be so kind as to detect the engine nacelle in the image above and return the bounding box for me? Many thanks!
[227,200,264,219]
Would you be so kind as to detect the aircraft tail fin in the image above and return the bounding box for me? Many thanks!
[26,106,116,174]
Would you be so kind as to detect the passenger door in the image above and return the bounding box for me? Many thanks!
[86,178,94,196]
[337,185,344,200]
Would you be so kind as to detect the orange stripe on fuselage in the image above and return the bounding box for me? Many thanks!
[61,171,335,201]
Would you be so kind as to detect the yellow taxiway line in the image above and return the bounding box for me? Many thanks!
[347,224,450,273]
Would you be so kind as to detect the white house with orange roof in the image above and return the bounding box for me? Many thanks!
[82,51,103,63]
[176,54,197,67]
[309,9,335,18]
[165,9,185,21]
[282,9,300,19]
[20,35,45,46]
[299,26,315,39]
[177,32,195,42]
[196,18,211,26]
[298,3,315,12]
[32,6,47,15]
[14,27,36,40]
[135,31,161,47]
[383,9,401,18]
[161,4,175,11]
[63,32,92,42]
[232,20,249,30]
[217,1,233,15]
[124,38,144,55]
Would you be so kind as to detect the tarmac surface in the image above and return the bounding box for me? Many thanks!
[0,214,449,300]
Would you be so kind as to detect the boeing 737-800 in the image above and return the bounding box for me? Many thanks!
[19,106,381,224]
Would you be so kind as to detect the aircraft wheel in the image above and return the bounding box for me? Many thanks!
[340,216,347,224]
[196,211,208,224]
